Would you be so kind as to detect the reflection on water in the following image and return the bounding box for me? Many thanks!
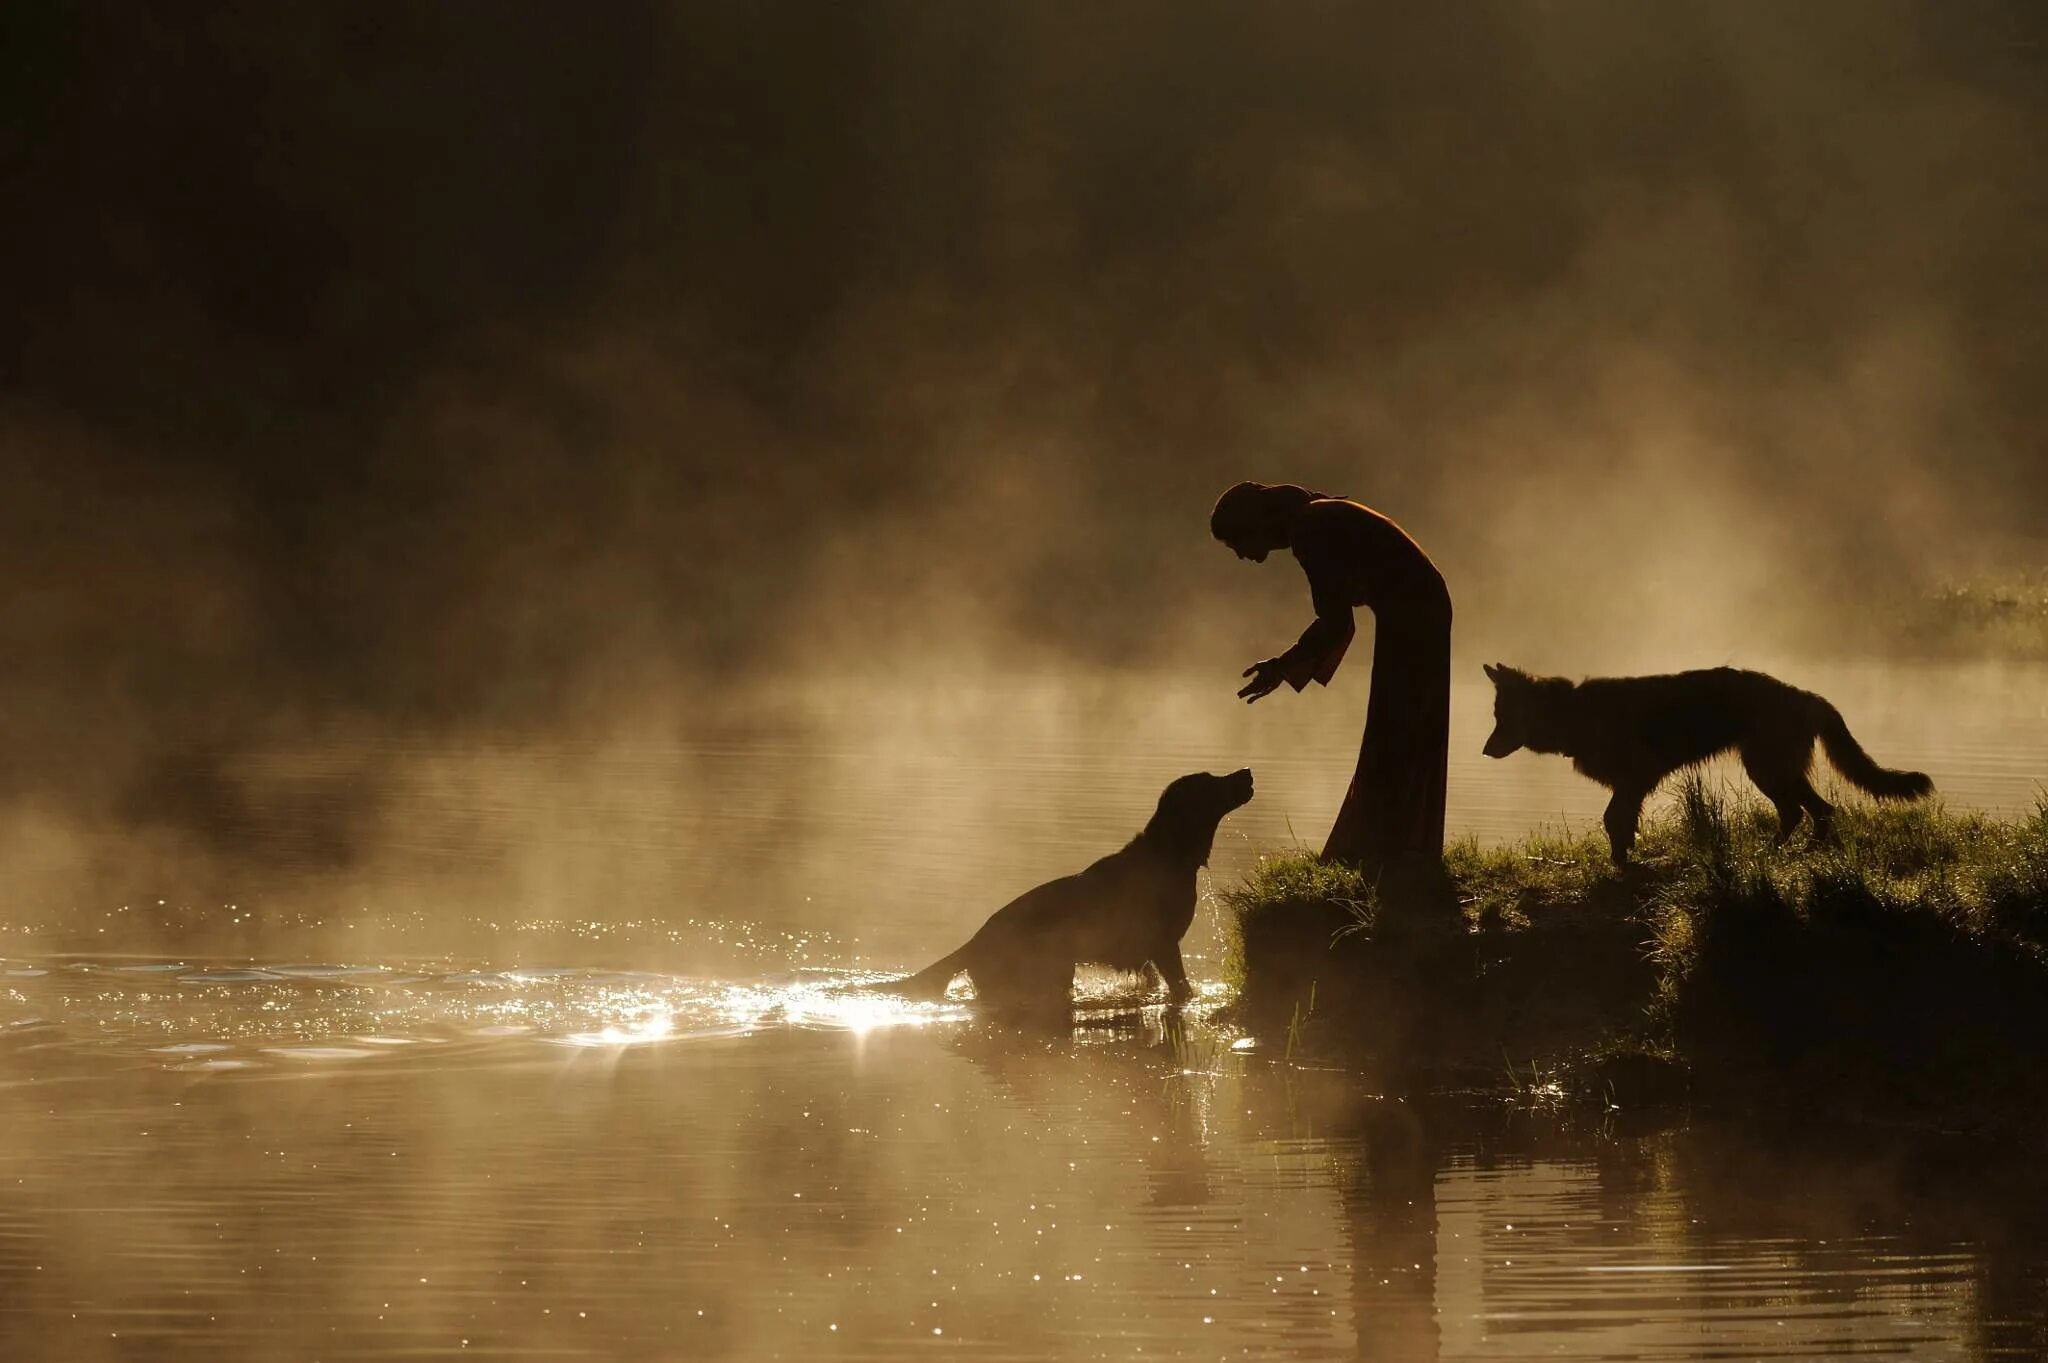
[1,962,2044,1360]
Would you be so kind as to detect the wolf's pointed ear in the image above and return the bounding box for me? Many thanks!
[1483,662,1503,683]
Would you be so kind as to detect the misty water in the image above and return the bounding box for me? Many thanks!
[4,662,2045,1360]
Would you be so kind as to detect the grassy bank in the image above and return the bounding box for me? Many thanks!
[1222,781,2048,1132]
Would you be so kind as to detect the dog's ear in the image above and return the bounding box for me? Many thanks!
[1483,662,1503,683]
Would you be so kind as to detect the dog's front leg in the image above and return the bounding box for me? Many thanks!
[1153,946,1193,1003]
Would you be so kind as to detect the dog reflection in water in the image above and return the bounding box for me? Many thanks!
[871,770,1255,1012]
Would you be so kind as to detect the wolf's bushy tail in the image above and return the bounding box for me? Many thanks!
[865,946,968,1000]
[1816,702,1934,800]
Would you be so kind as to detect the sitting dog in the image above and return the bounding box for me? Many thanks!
[1481,663,1932,864]
[878,769,1255,1008]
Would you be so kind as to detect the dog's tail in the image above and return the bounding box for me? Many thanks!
[862,946,969,1000]
[1816,701,1933,800]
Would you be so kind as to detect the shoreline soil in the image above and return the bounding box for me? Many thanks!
[1223,778,2048,1139]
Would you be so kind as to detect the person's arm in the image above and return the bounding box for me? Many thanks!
[1238,547,1355,701]
[1278,600,1355,688]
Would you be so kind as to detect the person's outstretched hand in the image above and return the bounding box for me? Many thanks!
[1238,657,1287,703]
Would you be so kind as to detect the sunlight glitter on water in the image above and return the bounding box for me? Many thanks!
[480,972,972,1046]
[0,956,982,1069]
[701,974,972,1036]
[553,1011,677,1047]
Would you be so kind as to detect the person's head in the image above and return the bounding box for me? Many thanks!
[1209,482,1318,562]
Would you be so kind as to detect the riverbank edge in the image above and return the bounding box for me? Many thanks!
[1221,779,2048,1137]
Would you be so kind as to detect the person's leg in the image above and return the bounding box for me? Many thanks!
[1322,606,1450,875]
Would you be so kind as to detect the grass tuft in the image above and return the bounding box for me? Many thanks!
[1219,852,1376,934]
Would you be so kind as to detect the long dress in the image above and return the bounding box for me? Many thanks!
[1267,498,1452,875]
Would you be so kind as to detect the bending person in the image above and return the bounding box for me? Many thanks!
[1211,482,1452,876]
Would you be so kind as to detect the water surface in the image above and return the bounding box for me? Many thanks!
[3,660,2044,1359]
[2,962,2044,1360]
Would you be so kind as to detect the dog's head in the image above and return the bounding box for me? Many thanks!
[1160,767,1256,819]
[1481,662,1537,758]
[1150,768,1255,863]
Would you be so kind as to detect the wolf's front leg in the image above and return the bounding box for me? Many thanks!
[1603,787,1650,865]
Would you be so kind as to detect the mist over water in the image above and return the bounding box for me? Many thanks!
[3,661,2039,972]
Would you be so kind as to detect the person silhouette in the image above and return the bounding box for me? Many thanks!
[1211,482,1452,876]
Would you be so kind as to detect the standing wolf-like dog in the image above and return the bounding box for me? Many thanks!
[875,769,1254,1009]
[1481,664,1933,864]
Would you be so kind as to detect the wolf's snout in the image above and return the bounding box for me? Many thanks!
[1482,727,1516,759]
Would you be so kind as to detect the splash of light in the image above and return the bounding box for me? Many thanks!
[557,1011,677,1048]
[775,985,963,1036]
[697,975,968,1036]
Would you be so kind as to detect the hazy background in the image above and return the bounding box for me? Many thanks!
[3,1,2045,939]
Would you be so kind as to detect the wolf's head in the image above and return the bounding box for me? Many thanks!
[1148,768,1255,865]
[1481,663,1562,758]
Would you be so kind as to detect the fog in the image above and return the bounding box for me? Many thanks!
[3,1,2045,932]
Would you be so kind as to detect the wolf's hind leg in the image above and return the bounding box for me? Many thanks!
[1801,782,1837,844]
[1741,745,1827,845]
[1741,756,1805,843]
[1603,787,1650,865]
